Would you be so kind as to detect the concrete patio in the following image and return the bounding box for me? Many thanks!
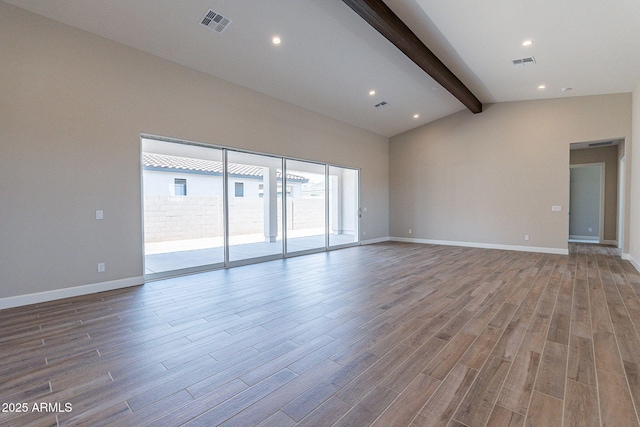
[144,232,358,275]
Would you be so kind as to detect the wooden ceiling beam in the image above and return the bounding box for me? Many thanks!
[342,0,482,114]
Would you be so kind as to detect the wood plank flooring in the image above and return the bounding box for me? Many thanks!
[1,242,640,426]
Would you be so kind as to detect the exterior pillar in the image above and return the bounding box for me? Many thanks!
[263,166,278,242]
[330,174,342,234]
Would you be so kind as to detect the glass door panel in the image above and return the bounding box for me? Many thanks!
[329,166,359,247]
[142,138,224,277]
[285,160,327,254]
[227,151,283,263]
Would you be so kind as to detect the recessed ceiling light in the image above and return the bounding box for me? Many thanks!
[538,85,546,90]
[413,114,420,119]
[369,90,376,96]
[522,40,534,46]
[271,36,281,45]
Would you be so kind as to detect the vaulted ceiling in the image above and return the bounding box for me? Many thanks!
[5,0,640,137]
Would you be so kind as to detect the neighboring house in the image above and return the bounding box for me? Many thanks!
[141,152,324,243]
[142,152,308,198]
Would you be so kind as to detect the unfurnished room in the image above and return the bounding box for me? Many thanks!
[2,0,640,426]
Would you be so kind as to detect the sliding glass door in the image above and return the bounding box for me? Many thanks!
[142,136,360,279]
[284,160,327,255]
[142,138,224,278]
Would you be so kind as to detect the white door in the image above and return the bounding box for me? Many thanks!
[569,163,604,242]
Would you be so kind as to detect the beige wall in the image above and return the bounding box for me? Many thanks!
[630,82,640,267]
[390,94,632,252]
[0,3,389,303]
[569,146,618,243]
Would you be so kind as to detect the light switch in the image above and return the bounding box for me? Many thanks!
[551,206,561,212]
[96,210,104,220]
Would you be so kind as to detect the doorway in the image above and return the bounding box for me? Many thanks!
[569,140,622,246]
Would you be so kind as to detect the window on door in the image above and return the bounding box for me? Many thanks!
[142,139,224,278]
[227,151,283,263]
[285,159,326,254]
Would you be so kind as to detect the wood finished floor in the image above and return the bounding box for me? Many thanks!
[1,242,640,426]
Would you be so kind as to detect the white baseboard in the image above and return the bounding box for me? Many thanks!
[627,255,640,273]
[361,236,390,245]
[569,235,599,241]
[568,238,618,246]
[0,276,144,310]
[390,237,568,255]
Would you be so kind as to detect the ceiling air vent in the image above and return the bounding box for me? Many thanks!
[512,57,536,66]
[588,141,613,148]
[375,101,388,108]
[200,9,231,34]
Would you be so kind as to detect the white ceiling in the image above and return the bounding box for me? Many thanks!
[5,0,640,137]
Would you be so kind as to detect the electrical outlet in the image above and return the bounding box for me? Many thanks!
[588,227,593,232]
[97,263,105,272]
[96,210,103,220]
[409,229,412,234]
[524,235,530,241]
